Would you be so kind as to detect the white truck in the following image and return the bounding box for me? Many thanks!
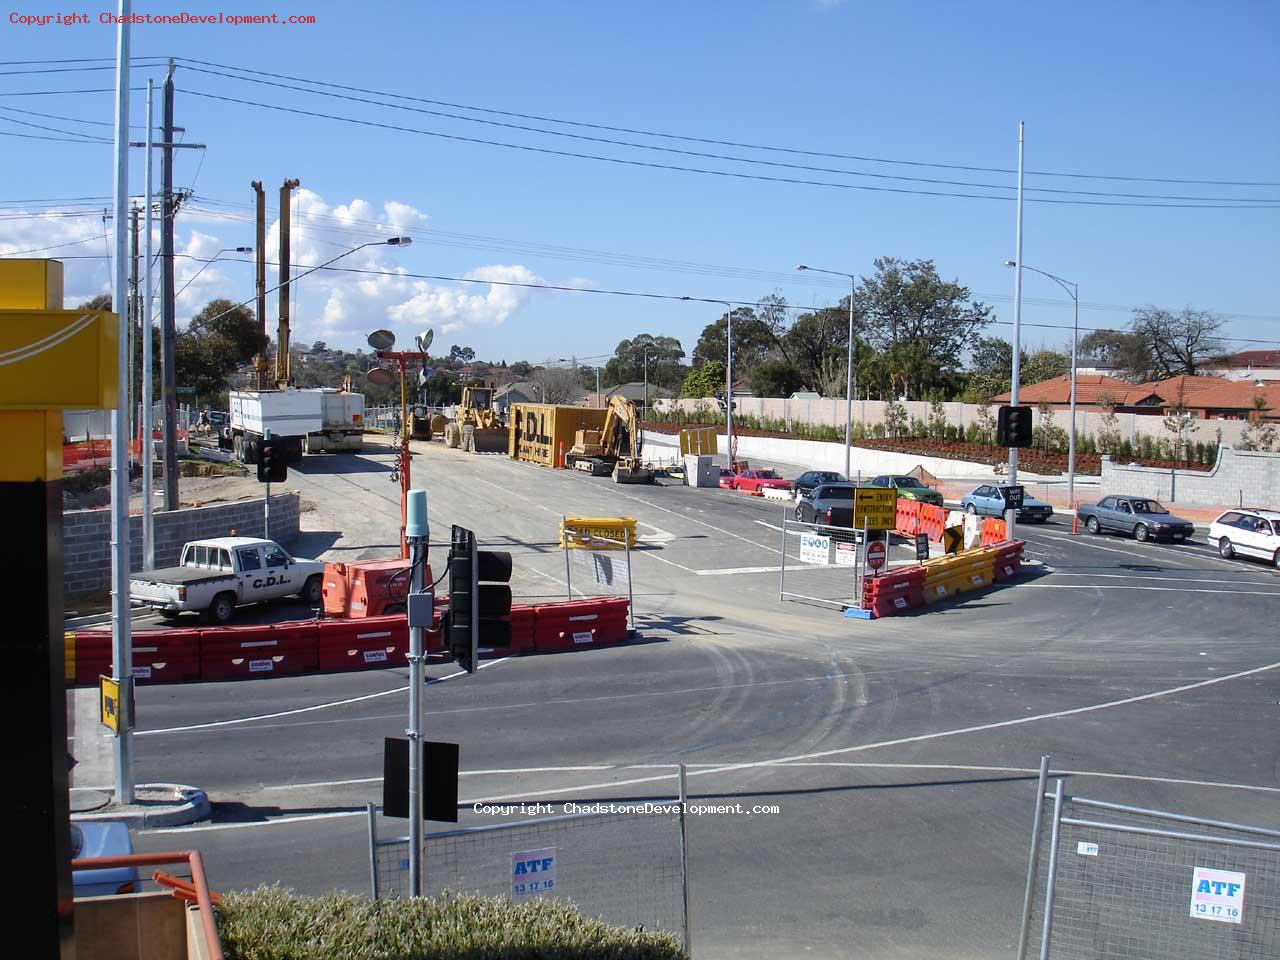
[304,388,365,453]
[129,537,325,624]
[225,389,324,465]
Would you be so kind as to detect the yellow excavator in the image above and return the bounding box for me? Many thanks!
[565,395,654,483]
[443,381,508,452]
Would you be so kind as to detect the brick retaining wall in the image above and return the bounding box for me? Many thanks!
[1100,446,1279,510]
[63,493,300,599]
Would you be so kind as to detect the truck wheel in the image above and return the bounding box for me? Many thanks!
[206,592,237,625]
[299,575,322,605]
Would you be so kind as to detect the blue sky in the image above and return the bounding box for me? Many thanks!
[2,0,1277,368]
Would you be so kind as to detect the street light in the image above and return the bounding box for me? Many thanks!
[796,264,856,479]
[1005,260,1080,511]
[680,297,736,467]
[173,246,253,300]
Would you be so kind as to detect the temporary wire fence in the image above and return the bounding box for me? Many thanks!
[368,766,691,952]
[1017,760,1280,960]
[561,528,636,632]
[777,510,871,612]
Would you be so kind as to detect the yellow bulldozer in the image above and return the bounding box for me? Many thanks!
[444,381,509,452]
[565,395,654,484]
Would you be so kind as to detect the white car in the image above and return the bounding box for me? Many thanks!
[1209,508,1280,568]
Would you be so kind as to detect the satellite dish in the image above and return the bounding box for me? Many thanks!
[415,329,434,353]
[366,365,396,386]
[367,329,396,351]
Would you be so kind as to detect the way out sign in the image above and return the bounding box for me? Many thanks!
[512,847,556,898]
[1189,866,1245,924]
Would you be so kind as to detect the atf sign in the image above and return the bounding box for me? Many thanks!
[1189,866,1245,924]
[799,533,831,565]
[511,847,556,898]
[854,488,897,530]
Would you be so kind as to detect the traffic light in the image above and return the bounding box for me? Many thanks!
[256,436,288,482]
[446,525,512,673]
[996,404,1033,448]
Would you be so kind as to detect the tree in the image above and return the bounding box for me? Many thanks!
[967,336,1014,400]
[420,369,461,406]
[1095,394,1123,455]
[782,304,851,394]
[448,344,476,363]
[603,333,685,389]
[1161,382,1200,464]
[174,299,269,401]
[748,359,803,398]
[884,399,908,438]
[928,397,949,439]
[531,366,581,404]
[1023,348,1070,386]
[856,257,990,399]
[510,360,533,377]
[681,360,726,400]
[1081,308,1226,381]
[78,293,113,311]
[691,307,778,374]
[1078,329,1153,381]
[310,340,328,353]
[1239,395,1277,452]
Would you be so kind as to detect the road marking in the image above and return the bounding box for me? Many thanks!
[601,485,784,554]
[1023,584,1280,596]
[1045,572,1280,588]
[1034,528,1243,570]
[636,522,675,543]
[695,565,783,576]
[136,658,511,736]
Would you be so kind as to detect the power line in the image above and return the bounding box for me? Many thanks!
[0,63,166,76]
[0,128,111,144]
[179,88,1280,210]
[0,87,148,97]
[172,56,1280,189]
[0,112,111,141]
[0,233,110,256]
[0,103,160,129]
[176,62,1278,204]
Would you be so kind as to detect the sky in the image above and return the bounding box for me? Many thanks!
[2,0,1277,370]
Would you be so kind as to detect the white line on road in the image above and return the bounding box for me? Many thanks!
[1045,572,1280,589]
[136,659,511,736]
[1023,584,1277,596]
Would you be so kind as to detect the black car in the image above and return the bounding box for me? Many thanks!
[793,470,847,499]
[795,482,856,527]
[1077,495,1195,542]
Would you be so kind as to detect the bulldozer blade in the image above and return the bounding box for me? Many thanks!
[471,428,509,454]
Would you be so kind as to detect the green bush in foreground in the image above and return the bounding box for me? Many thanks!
[217,886,687,960]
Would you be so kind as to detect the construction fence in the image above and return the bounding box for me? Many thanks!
[368,769,691,950]
[1018,762,1280,959]
[560,517,637,633]
[777,511,875,611]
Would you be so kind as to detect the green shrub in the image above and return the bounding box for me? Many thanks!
[945,424,959,441]
[217,887,687,960]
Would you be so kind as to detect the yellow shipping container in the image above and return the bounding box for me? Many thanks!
[509,402,607,468]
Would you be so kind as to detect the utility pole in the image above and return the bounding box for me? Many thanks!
[110,0,134,808]
[276,178,300,388]
[160,59,178,510]
[129,203,140,471]
[252,180,268,389]
[142,78,155,568]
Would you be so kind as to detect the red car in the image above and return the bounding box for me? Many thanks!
[729,469,791,494]
[717,468,736,489]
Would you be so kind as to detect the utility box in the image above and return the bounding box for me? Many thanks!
[684,454,719,488]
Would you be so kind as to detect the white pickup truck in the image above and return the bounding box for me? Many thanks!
[129,537,325,624]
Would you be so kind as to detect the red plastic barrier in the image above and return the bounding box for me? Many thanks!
[869,587,925,618]
[895,499,922,537]
[199,623,318,681]
[980,517,1008,546]
[315,616,409,672]
[533,597,630,652]
[73,628,201,685]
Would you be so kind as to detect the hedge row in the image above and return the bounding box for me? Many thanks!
[217,887,687,960]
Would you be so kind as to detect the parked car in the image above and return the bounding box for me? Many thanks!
[1077,496,1195,542]
[1209,508,1280,567]
[71,821,138,897]
[729,468,791,494]
[866,474,944,507]
[961,484,1054,522]
[717,468,735,489]
[795,482,856,528]
[793,470,847,500]
[129,537,325,624]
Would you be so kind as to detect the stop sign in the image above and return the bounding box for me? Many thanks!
[865,540,886,571]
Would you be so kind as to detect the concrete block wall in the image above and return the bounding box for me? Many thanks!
[63,493,300,599]
[1100,447,1280,509]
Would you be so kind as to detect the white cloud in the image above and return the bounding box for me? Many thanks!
[387,264,546,335]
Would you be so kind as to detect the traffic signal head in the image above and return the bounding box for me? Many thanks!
[256,439,288,482]
[446,525,512,674]
[996,404,1033,448]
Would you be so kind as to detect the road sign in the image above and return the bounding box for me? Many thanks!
[1000,485,1025,509]
[865,540,886,572]
[914,533,930,561]
[99,675,119,734]
[854,488,897,530]
[1190,866,1245,924]
[175,385,195,395]
[799,532,831,565]
[943,525,964,555]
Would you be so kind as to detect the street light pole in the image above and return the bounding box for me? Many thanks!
[173,246,253,302]
[796,264,856,478]
[1005,261,1079,514]
[1008,122,1026,542]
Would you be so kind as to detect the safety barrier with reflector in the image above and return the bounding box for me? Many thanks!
[857,540,1028,618]
[65,595,631,685]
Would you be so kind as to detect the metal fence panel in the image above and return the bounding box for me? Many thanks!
[1022,783,1280,959]
[371,802,686,942]
[778,510,866,611]
[562,531,636,631]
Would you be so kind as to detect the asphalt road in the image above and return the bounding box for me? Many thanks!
[124,436,1280,959]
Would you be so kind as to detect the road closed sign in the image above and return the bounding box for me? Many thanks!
[865,540,886,571]
[512,847,556,898]
[1189,866,1245,924]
